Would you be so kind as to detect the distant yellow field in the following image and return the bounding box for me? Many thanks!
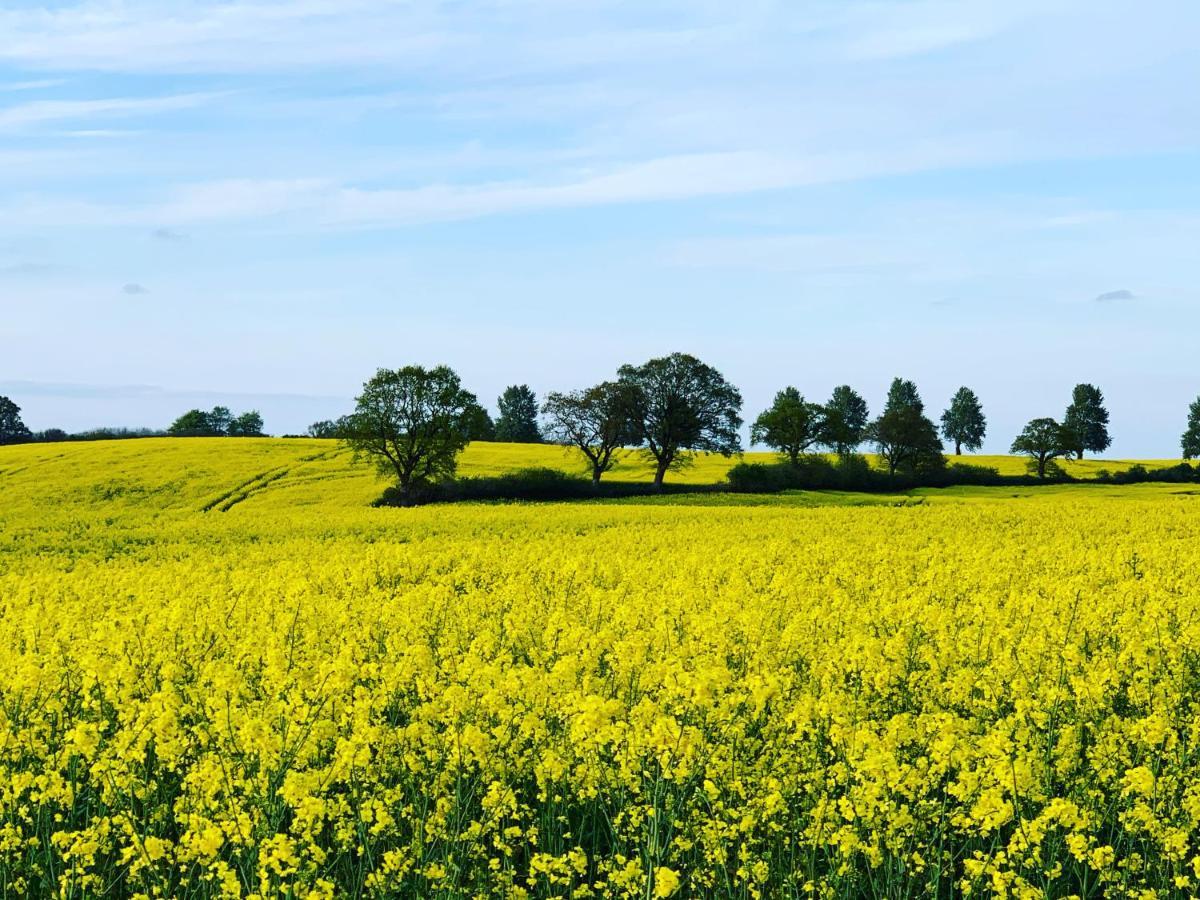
[0,437,1183,517]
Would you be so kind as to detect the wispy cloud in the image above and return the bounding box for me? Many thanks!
[0,78,66,91]
[0,92,223,131]
[122,282,149,295]
[1095,288,1135,303]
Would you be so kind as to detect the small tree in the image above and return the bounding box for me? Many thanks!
[1063,384,1112,457]
[208,406,234,435]
[618,352,743,488]
[1183,397,1200,460]
[1012,417,1077,478]
[866,378,944,476]
[168,409,216,436]
[940,387,987,455]
[495,385,542,443]
[228,411,264,437]
[342,365,483,495]
[308,418,346,439]
[820,385,869,456]
[542,381,638,484]
[751,387,824,465]
[0,396,32,445]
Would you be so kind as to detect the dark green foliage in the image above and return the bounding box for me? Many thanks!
[227,411,264,437]
[1063,383,1112,457]
[1097,462,1200,484]
[167,409,219,436]
[375,467,720,506]
[34,428,69,442]
[1011,417,1078,478]
[1182,397,1200,460]
[542,381,639,484]
[866,378,945,476]
[168,406,263,437]
[0,396,33,445]
[820,385,869,455]
[495,385,542,443]
[342,365,483,493]
[751,387,824,465]
[727,455,1004,492]
[307,417,353,439]
[618,352,743,488]
[465,405,496,441]
[940,386,987,455]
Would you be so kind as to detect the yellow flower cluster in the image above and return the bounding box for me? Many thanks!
[2,439,1200,896]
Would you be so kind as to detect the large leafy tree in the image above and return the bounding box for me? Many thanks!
[820,385,869,456]
[495,385,542,443]
[1063,383,1112,457]
[751,387,824,465]
[1011,417,1078,478]
[0,395,32,445]
[342,365,484,494]
[542,381,638,485]
[940,387,987,455]
[867,378,945,476]
[618,352,743,488]
[1183,397,1200,460]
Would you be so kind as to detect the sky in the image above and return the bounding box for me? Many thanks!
[1,0,1198,455]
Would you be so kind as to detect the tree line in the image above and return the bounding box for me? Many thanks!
[324,353,1159,498]
[7,366,1200,488]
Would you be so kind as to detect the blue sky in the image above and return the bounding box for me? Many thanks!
[1,1,1198,455]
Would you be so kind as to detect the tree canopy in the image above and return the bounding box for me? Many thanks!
[168,406,264,437]
[0,396,32,445]
[820,385,869,456]
[1183,397,1200,460]
[751,387,824,465]
[1011,417,1077,478]
[618,353,743,488]
[542,381,638,484]
[342,365,483,493]
[1063,384,1111,457]
[940,387,987,455]
[495,385,542,443]
[867,378,944,476]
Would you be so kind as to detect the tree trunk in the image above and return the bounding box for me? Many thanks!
[653,458,670,490]
[591,466,602,487]
[956,441,962,455]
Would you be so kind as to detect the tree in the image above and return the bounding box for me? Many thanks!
[542,381,638,485]
[308,418,348,439]
[820,385,869,456]
[1063,384,1112,457]
[866,378,945,476]
[495,385,542,443]
[751,387,824,465]
[168,409,216,436]
[1183,397,1200,460]
[342,365,483,494]
[208,406,234,435]
[465,406,496,441]
[1011,417,1077,478]
[228,411,264,437]
[0,396,32,445]
[618,352,743,488]
[940,387,987,455]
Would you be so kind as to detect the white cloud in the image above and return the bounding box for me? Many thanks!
[0,92,224,131]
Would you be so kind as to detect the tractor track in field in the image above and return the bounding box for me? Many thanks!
[201,466,292,512]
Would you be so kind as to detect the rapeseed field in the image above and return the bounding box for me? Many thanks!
[3,439,1200,897]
